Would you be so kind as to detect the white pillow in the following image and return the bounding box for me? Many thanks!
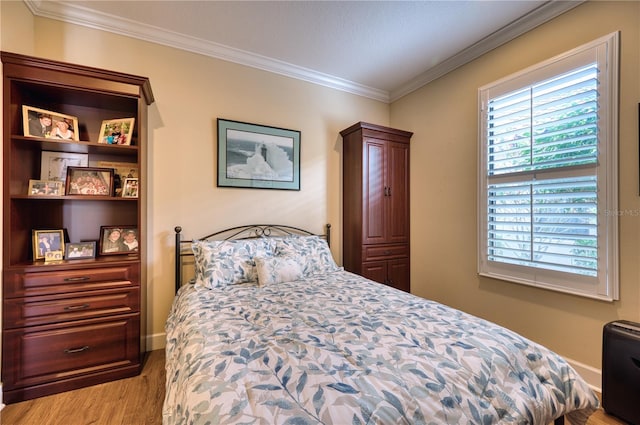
[274,235,341,276]
[255,254,304,286]
[192,238,275,289]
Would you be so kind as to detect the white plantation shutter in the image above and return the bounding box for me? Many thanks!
[478,33,619,301]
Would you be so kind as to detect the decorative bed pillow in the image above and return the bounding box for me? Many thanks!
[274,235,341,276]
[255,254,304,286]
[192,238,275,289]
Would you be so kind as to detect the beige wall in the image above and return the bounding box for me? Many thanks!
[0,2,389,349]
[1,0,638,377]
[392,1,640,369]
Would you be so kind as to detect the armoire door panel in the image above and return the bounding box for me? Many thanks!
[388,142,410,243]
[361,261,387,285]
[363,140,386,244]
[388,258,410,292]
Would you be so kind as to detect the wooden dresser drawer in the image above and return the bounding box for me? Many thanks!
[3,265,138,298]
[363,244,409,261]
[3,287,140,329]
[2,314,140,390]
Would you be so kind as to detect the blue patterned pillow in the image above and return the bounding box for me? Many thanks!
[255,254,304,286]
[274,235,341,276]
[192,238,276,289]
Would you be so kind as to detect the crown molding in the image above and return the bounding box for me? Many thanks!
[389,1,585,102]
[23,0,390,102]
[25,0,583,104]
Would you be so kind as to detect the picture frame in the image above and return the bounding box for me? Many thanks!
[122,178,139,198]
[95,161,138,179]
[32,229,65,261]
[40,151,89,182]
[28,179,64,196]
[65,241,96,260]
[22,105,80,141]
[99,226,139,255]
[65,167,114,196]
[44,250,64,264]
[96,160,139,196]
[217,118,301,190]
[98,118,135,145]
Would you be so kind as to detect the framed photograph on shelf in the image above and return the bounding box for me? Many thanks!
[40,151,89,182]
[65,241,96,260]
[65,167,113,196]
[217,118,301,190]
[22,105,80,141]
[32,229,65,261]
[99,226,139,255]
[122,178,139,198]
[96,161,138,196]
[95,161,138,179]
[28,179,64,196]
[44,250,64,264]
[98,118,135,145]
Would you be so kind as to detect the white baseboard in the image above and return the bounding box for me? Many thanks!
[146,332,166,351]
[566,357,602,393]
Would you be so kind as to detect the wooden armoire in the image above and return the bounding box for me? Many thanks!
[341,122,412,292]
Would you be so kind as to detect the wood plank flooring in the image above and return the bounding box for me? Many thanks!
[1,350,165,425]
[0,349,628,425]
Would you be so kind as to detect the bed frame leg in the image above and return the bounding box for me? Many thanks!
[554,416,565,425]
[175,226,182,293]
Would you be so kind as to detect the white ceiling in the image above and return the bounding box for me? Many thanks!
[25,1,582,102]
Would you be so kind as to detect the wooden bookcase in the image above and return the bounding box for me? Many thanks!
[1,52,154,403]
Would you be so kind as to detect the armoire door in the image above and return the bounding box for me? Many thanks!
[386,141,410,244]
[362,138,387,245]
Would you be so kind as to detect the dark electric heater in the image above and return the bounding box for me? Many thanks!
[602,320,640,425]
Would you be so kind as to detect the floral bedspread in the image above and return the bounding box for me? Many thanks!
[163,271,598,425]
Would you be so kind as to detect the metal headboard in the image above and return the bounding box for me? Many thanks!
[174,223,331,293]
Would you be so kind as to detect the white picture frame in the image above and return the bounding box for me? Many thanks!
[40,151,89,182]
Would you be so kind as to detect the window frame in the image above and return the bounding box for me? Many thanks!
[477,32,619,301]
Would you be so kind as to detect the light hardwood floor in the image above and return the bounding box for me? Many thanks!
[0,349,627,425]
[1,350,165,425]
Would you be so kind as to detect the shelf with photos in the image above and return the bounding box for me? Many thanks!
[17,103,137,147]
[10,149,140,199]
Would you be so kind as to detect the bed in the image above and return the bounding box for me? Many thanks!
[164,224,599,425]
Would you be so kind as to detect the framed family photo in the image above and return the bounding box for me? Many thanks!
[65,241,96,260]
[217,118,300,190]
[96,160,138,196]
[122,178,139,198]
[98,118,135,145]
[44,250,64,263]
[22,105,80,141]
[99,226,139,255]
[28,179,64,196]
[65,167,114,196]
[32,229,65,261]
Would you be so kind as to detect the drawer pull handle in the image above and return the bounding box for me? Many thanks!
[63,276,90,282]
[64,304,90,311]
[64,345,90,354]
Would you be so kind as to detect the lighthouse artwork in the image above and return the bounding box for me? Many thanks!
[217,119,301,190]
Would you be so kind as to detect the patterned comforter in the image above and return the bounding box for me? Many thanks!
[163,271,599,425]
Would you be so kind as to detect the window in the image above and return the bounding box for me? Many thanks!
[478,32,619,301]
